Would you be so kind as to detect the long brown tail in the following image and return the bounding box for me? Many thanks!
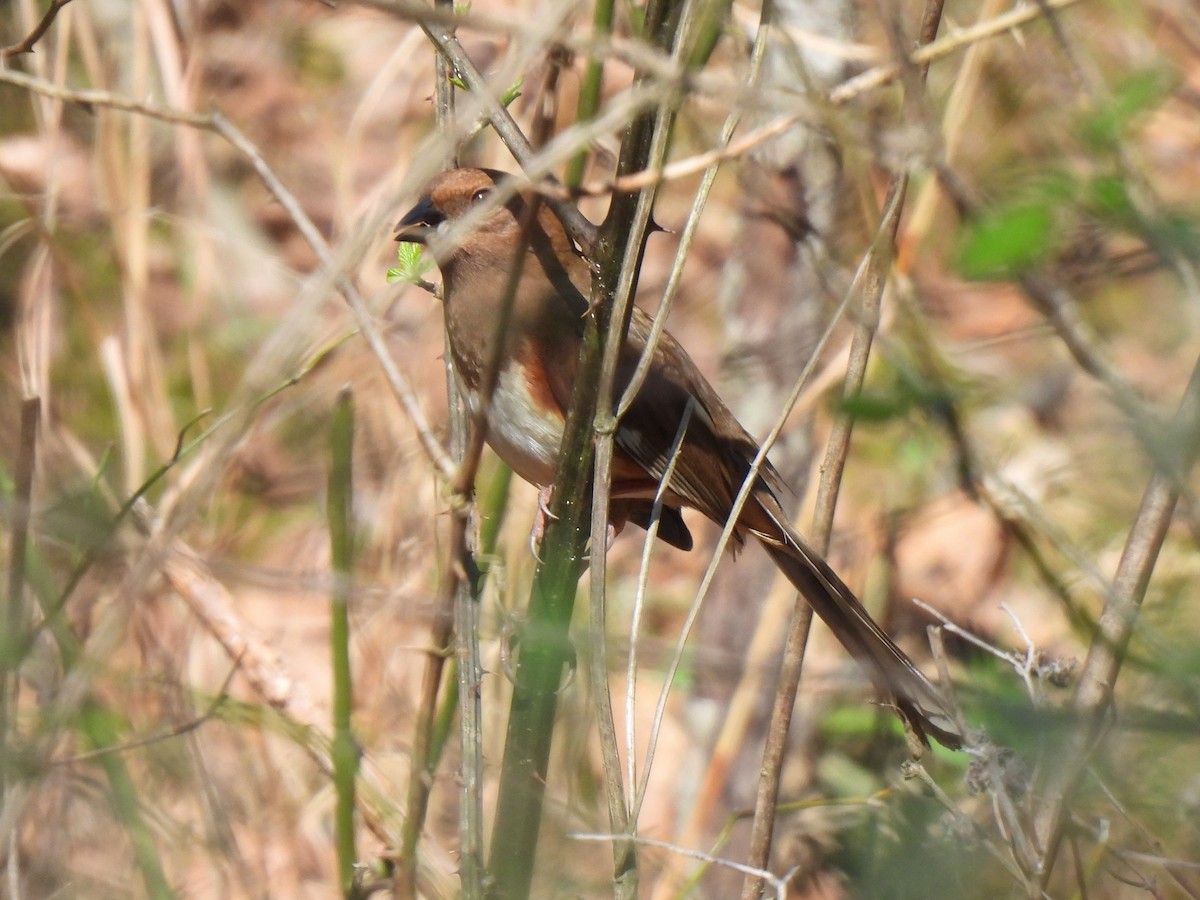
[749,496,964,750]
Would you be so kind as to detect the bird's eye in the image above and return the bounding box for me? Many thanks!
[471,188,490,203]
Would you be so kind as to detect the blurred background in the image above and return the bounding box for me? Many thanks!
[2,0,1199,896]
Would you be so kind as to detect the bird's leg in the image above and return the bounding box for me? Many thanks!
[537,485,558,525]
[529,486,620,561]
[593,505,624,555]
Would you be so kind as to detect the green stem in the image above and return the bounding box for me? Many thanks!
[329,388,358,895]
[565,0,615,187]
[82,703,174,899]
[2,401,171,897]
[485,2,682,897]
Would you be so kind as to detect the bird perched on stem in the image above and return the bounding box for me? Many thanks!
[395,167,964,750]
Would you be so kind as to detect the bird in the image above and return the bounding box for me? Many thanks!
[395,167,964,750]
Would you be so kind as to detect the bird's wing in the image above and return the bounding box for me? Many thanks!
[612,308,787,528]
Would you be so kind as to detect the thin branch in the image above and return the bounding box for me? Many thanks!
[426,10,489,898]
[740,0,946,891]
[0,67,456,483]
[912,597,1039,701]
[740,176,918,897]
[641,242,861,897]
[623,6,771,888]
[53,658,241,766]
[571,832,800,900]
[588,0,696,884]
[624,400,695,810]
[207,111,455,481]
[584,3,694,893]
[1033,348,1200,886]
[393,8,468,890]
[2,0,78,58]
[0,66,208,122]
[416,17,600,251]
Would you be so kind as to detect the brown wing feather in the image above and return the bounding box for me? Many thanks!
[614,309,787,531]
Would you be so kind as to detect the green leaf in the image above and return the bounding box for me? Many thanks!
[446,73,520,107]
[1088,174,1135,224]
[499,77,523,108]
[837,389,912,422]
[958,202,1055,279]
[387,242,432,285]
[1081,69,1171,149]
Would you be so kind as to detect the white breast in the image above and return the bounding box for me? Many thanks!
[454,363,564,487]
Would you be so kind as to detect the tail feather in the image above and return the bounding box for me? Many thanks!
[750,498,964,750]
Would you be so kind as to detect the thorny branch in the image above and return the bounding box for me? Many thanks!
[2,0,78,58]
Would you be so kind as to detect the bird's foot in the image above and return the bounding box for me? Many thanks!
[528,486,558,561]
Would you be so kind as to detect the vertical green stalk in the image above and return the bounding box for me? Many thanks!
[565,0,615,187]
[430,464,512,772]
[2,401,171,897]
[82,703,174,899]
[485,3,682,897]
[328,387,358,895]
[2,400,38,748]
[1,398,38,895]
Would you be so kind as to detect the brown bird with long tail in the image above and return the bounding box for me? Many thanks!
[396,167,963,749]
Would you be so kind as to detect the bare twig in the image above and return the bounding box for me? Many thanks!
[1033,350,1200,886]
[740,1,945,892]
[393,8,469,890]
[53,658,241,766]
[585,4,692,893]
[624,399,695,808]
[0,67,455,484]
[645,229,860,900]
[913,597,1041,702]
[571,832,801,900]
[2,0,77,58]
[0,68,213,126]
[425,11,489,898]
[416,16,600,251]
[740,173,919,899]
[627,7,773,890]
[349,0,1082,207]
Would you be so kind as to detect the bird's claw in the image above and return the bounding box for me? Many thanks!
[528,486,556,563]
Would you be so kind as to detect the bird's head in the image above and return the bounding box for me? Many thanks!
[394,168,532,264]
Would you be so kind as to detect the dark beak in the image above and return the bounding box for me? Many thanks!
[394,197,445,244]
